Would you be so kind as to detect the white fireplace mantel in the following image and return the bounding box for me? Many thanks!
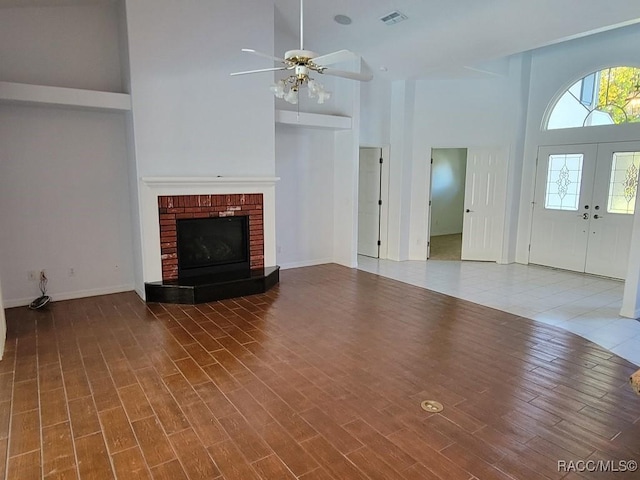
[141,176,280,189]
[138,176,279,296]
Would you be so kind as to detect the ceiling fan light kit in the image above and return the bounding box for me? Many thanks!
[231,0,371,105]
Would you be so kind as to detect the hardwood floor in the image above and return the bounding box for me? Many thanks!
[2,264,639,480]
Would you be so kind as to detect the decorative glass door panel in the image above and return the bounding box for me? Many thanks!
[544,153,583,211]
[607,151,639,214]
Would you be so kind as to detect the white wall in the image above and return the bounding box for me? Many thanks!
[0,3,135,307]
[0,105,135,307]
[387,80,415,261]
[394,56,530,261]
[275,125,334,268]
[360,77,392,147]
[124,0,278,291]
[333,74,362,268]
[430,148,467,236]
[125,0,275,178]
[0,4,123,92]
[275,83,361,270]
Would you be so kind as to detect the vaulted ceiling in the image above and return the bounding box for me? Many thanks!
[274,0,640,79]
[2,0,640,79]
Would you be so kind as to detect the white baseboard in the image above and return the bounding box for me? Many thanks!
[3,284,135,308]
[279,258,333,270]
[134,286,145,301]
[620,306,640,320]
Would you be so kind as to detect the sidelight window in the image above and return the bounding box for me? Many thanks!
[607,151,640,214]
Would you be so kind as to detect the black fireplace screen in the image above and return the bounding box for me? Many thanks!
[176,216,249,277]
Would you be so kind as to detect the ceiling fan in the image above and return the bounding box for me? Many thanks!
[230,0,373,104]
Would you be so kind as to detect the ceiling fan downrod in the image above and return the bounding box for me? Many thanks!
[300,0,304,50]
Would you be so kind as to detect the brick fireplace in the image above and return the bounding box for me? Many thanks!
[157,193,264,281]
[138,177,279,303]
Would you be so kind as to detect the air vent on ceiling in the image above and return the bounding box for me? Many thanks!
[380,11,408,25]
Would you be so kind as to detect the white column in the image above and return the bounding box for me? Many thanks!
[387,80,415,261]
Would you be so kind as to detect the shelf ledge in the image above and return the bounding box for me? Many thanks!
[275,109,351,130]
[141,176,280,188]
[0,81,131,111]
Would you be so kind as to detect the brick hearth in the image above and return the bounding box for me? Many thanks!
[157,194,264,281]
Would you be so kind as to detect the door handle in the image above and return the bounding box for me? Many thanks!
[593,214,603,219]
[465,209,473,213]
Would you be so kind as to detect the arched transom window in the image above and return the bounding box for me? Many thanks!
[546,66,640,130]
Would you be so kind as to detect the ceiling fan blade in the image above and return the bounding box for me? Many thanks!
[320,68,373,82]
[312,49,358,67]
[230,66,288,76]
[241,49,288,64]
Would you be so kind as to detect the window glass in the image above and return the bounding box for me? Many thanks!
[546,66,640,130]
[545,154,583,211]
[607,151,640,214]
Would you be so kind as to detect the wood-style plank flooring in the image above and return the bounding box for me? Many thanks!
[2,264,639,479]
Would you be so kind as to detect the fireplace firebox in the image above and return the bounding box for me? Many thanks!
[177,216,249,278]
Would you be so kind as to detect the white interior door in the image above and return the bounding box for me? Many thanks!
[529,144,597,272]
[584,142,640,278]
[358,148,381,258]
[461,147,508,261]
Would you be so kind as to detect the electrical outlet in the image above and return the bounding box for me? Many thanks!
[28,271,37,281]
[68,267,75,277]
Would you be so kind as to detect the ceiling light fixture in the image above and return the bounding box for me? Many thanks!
[270,74,331,105]
[269,0,333,105]
[232,0,373,105]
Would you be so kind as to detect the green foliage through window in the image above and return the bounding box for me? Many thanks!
[546,66,640,130]
[598,67,640,124]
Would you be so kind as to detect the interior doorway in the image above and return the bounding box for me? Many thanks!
[429,148,467,260]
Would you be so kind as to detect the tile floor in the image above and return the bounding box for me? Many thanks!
[357,256,640,366]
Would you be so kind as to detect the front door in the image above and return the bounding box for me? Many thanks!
[529,142,640,279]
